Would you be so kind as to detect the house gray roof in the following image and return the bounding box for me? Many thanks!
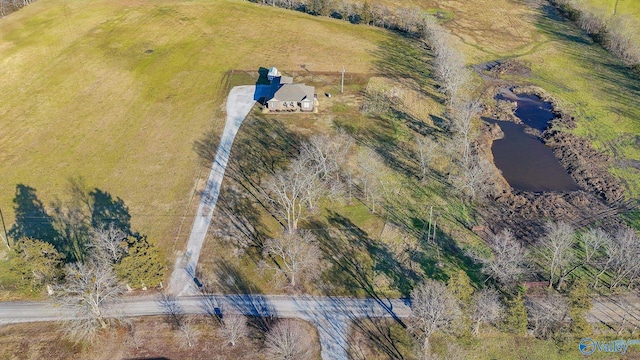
[269,84,314,102]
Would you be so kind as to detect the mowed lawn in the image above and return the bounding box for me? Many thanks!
[0,0,393,254]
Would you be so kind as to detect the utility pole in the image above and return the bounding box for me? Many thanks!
[0,206,9,249]
[341,66,345,94]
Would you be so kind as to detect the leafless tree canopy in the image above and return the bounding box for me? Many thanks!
[449,95,481,164]
[262,230,321,287]
[221,314,249,346]
[414,135,437,181]
[451,155,495,201]
[55,260,124,343]
[88,224,128,264]
[408,279,461,357]
[539,221,575,289]
[470,287,503,335]
[596,227,640,289]
[265,319,314,360]
[473,229,528,286]
[354,147,389,213]
[266,156,321,233]
[302,130,354,182]
[526,292,569,339]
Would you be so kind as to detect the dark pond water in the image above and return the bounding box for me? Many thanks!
[496,91,555,131]
[487,91,580,192]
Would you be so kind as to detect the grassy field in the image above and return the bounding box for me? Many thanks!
[0,0,394,258]
[584,0,640,17]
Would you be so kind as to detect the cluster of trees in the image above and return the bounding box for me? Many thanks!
[472,222,640,291]
[407,273,503,358]
[551,0,640,70]
[408,269,596,358]
[418,16,495,202]
[4,182,165,343]
[256,131,403,288]
[7,182,165,293]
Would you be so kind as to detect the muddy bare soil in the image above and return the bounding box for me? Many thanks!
[481,88,630,241]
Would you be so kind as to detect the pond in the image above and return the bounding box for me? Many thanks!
[487,92,580,192]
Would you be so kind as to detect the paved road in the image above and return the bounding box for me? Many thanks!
[0,295,410,324]
[168,86,257,296]
[0,294,409,359]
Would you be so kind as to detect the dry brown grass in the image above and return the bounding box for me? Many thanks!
[0,316,320,360]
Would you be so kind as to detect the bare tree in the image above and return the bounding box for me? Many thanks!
[157,292,199,347]
[408,279,461,358]
[266,156,320,233]
[262,230,321,287]
[265,319,314,360]
[451,155,495,201]
[603,227,640,289]
[303,130,354,182]
[539,221,575,289]
[355,148,388,213]
[220,314,249,346]
[89,223,128,264]
[581,227,609,268]
[526,292,569,339]
[414,135,437,181]
[55,260,124,343]
[473,229,528,286]
[470,287,503,335]
[450,95,481,164]
[177,318,199,348]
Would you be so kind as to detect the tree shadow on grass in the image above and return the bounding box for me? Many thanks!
[8,182,138,262]
[212,186,269,252]
[8,184,59,247]
[313,211,420,301]
[224,115,302,200]
[372,37,442,104]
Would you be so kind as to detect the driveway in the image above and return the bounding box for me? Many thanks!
[167,85,257,296]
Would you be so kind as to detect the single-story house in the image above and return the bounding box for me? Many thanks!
[267,84,316,112]
[264,67,316,112]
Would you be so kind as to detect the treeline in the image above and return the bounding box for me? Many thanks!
[550,0,640,71]
[247,0,448,35]
[0,0,34,17]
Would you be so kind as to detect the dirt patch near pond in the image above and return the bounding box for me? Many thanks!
[480,86,632,241]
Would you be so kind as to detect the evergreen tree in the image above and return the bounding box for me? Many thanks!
[115,237,165,289]
[10,237,64,291]
[568,279,592,336]
[447,270,474,305]
[502,292,528,335]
